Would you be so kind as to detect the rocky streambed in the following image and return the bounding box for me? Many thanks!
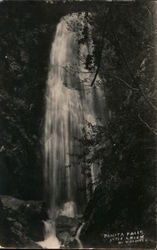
[56,215,82,248]
[0,196,84,249]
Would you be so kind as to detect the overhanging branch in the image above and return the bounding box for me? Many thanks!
[91,8,111,87]
[138,114,157,136]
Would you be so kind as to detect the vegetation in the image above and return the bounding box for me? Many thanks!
[0,0,58,199]
[0,0,156,248]
[78,2,156,247]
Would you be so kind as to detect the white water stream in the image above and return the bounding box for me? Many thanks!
[44,16,83,217]
[39,13,105,249]
[75,223,85,248]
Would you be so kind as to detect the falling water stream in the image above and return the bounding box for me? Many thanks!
[44,15,84,218]
[38,13,106,249]
[75,223,85,248]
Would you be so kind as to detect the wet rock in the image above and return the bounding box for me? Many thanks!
[0,198,10,245]
[0,195,47,248]
[55,215,80,247]
[58,231,72,246]
[68,238,80,248]
[56,215,79,234]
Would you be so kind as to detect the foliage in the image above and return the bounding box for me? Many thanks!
[79,2,156,245]
[0,1,156,246]
[0,1,59,199]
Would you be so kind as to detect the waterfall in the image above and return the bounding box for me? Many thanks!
[38,15,86,249]
[44,16,84,219]
[38,13,106,249]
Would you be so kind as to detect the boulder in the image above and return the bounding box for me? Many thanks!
[55,215,80,247]
[57,231,71,246]
[56,215,78,233]
[0,195,47,248]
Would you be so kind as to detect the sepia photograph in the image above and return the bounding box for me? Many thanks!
[0,0,156,249]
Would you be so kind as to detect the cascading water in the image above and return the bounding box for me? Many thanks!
[75,223,85,248]
[39,15,85,249]
[44,16,84,218]
[39,13,106,249]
